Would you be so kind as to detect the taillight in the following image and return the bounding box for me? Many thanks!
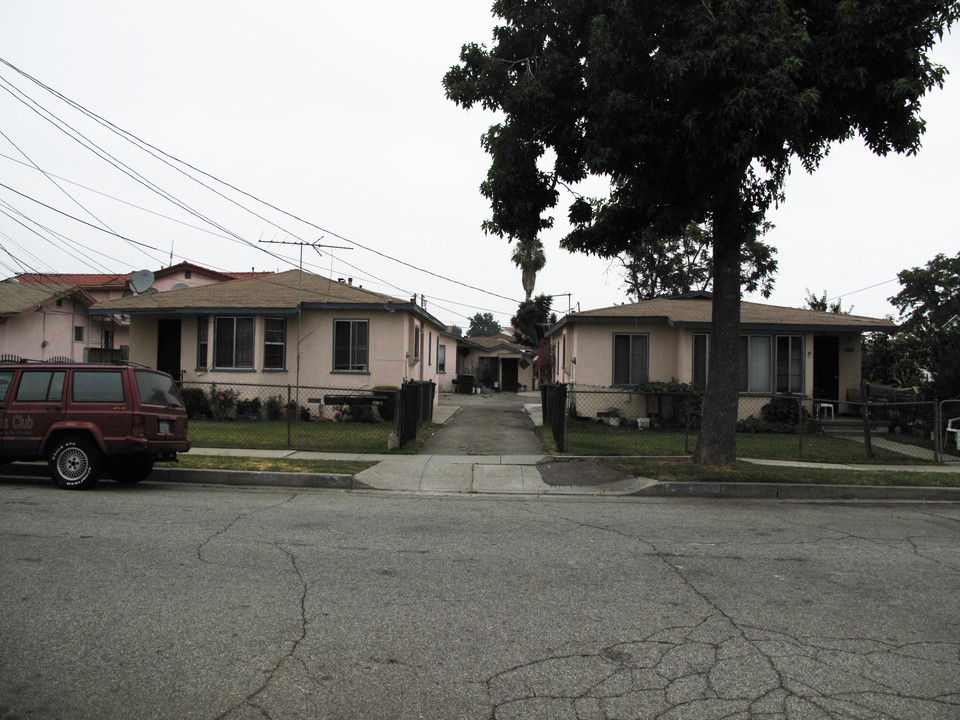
[132,414,146,438]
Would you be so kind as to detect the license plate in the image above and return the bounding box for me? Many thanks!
[159,421,170,434]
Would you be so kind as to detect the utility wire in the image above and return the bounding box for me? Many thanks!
[0,56,524,306]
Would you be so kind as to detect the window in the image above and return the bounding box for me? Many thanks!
[693,334,710,391]
[16,371,65,402]
[776,336,803,394]
[196,316,208,369]
[735,334,804,394]
[740,336,772,393]
[214,317,254,369]
[428,331,432,365]
[73,371,125,402]
[135,370,183,407]
[0,371,13,401]
[437,343,446,373]
[561,334,567,370]
[613,334,648,385]
[74,326,85,342]
[184,270,192,279]
[264,317,286,370]
[413,325,421,362]
[334,319,369,372]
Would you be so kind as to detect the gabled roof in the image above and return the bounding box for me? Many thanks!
[456,333,535,356]
[0,282,96,316]
[12,263,270,289]
[13,273,130,288]
[89,270,445,325]
[548,297,896,334]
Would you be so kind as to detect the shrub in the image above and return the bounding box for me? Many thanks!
[236,397,262,416]
[264,395,284,421]
[760,396,807,425]
[181,387,210,419]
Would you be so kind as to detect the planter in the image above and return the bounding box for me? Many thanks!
[607,416,621,427]
[637,418,650,430]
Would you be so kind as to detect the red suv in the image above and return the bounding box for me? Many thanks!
[0,362,191,489]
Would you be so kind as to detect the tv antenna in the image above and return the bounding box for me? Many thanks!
[259,238,353,398]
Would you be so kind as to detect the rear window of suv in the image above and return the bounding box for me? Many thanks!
[134,370,184,407]
[73,371,125,402]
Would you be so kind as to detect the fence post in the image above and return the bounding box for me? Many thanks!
[797,396,803,460]
[935,400,942,463]
[860,383,874,459]
[286,384,292,448]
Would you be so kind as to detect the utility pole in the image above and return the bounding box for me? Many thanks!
[260,238,351,407]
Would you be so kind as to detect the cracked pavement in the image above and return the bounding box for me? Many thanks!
[1,480,958,720]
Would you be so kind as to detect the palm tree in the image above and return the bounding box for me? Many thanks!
[511,238,546,301]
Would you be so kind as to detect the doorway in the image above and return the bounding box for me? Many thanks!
[500,358,520,392]
[157,319,182,380]
[813,336,840,402]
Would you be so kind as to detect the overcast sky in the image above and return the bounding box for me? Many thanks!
[1,1,957,329]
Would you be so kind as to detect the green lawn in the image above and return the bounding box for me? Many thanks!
[597,458,960,487]
[187,418,414,454]
[560,420,935,463]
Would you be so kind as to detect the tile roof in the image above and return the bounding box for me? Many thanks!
[0,282,92,315]
[89,270,407,313]
[461,333,534,354]
[559,297,896,331]
[12,264,272,288]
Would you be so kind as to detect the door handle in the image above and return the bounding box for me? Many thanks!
[45,406,63,411]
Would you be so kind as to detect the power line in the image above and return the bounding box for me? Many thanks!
[0,56,524,307]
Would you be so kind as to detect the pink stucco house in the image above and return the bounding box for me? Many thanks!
[89,270,446,405]
[544,292,895,414]
[0,282,98,362]
[11,262,271,358]
[438,332,536,393]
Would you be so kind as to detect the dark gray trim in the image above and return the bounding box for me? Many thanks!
[90,306,299,316]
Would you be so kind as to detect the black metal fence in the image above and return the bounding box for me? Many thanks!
[397,380,436,447]
[179,381,427,453]
[540,383,568,451]
[544,384,951,463]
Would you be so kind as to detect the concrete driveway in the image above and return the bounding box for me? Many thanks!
[419,391,544,456]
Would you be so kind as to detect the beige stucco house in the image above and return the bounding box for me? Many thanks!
[439,332,536,393]
[544,292,895,416]
[90,270,446,408]
[0,282,98,361]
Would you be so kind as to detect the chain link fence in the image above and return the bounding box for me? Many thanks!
[552,384,945,463]
[179,381,403,453]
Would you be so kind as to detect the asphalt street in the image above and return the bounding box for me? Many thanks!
[1,479,959,720]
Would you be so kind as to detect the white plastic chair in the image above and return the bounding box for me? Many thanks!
[946,417,960,451]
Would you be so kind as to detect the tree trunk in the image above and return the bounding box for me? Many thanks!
[693,191,743,465]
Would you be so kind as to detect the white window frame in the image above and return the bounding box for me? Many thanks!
[213,316,255,370]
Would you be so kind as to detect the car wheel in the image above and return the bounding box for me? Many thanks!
[49,438,103,490]
[106,457,154,484]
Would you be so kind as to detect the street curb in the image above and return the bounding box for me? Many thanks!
[633,481,960,501]
[3,464,959,500]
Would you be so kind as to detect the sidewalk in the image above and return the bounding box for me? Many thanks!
[156,447,960,500]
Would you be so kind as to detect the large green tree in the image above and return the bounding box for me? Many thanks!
[890,252,960,398]
[445,0,958,463]
[620,221,777,301]
[511,294,555,347]
[467,312,502,337]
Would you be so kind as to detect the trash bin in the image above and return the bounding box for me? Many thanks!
[457,374,474,394]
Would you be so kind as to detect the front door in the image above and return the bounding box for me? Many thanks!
[501,358,520,392]
[813,336,840,402]
[157,319,182,380]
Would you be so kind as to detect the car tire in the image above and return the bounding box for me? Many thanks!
[49,438,103,490]
[106,457,154,484]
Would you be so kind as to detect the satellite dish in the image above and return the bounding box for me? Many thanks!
[170,282,189,291]
[129,269,155,294]
[142,287,159,295]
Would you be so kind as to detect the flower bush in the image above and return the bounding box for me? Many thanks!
[209,384,239,420]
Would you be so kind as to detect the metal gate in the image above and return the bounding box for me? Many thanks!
[396,380,436,447]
